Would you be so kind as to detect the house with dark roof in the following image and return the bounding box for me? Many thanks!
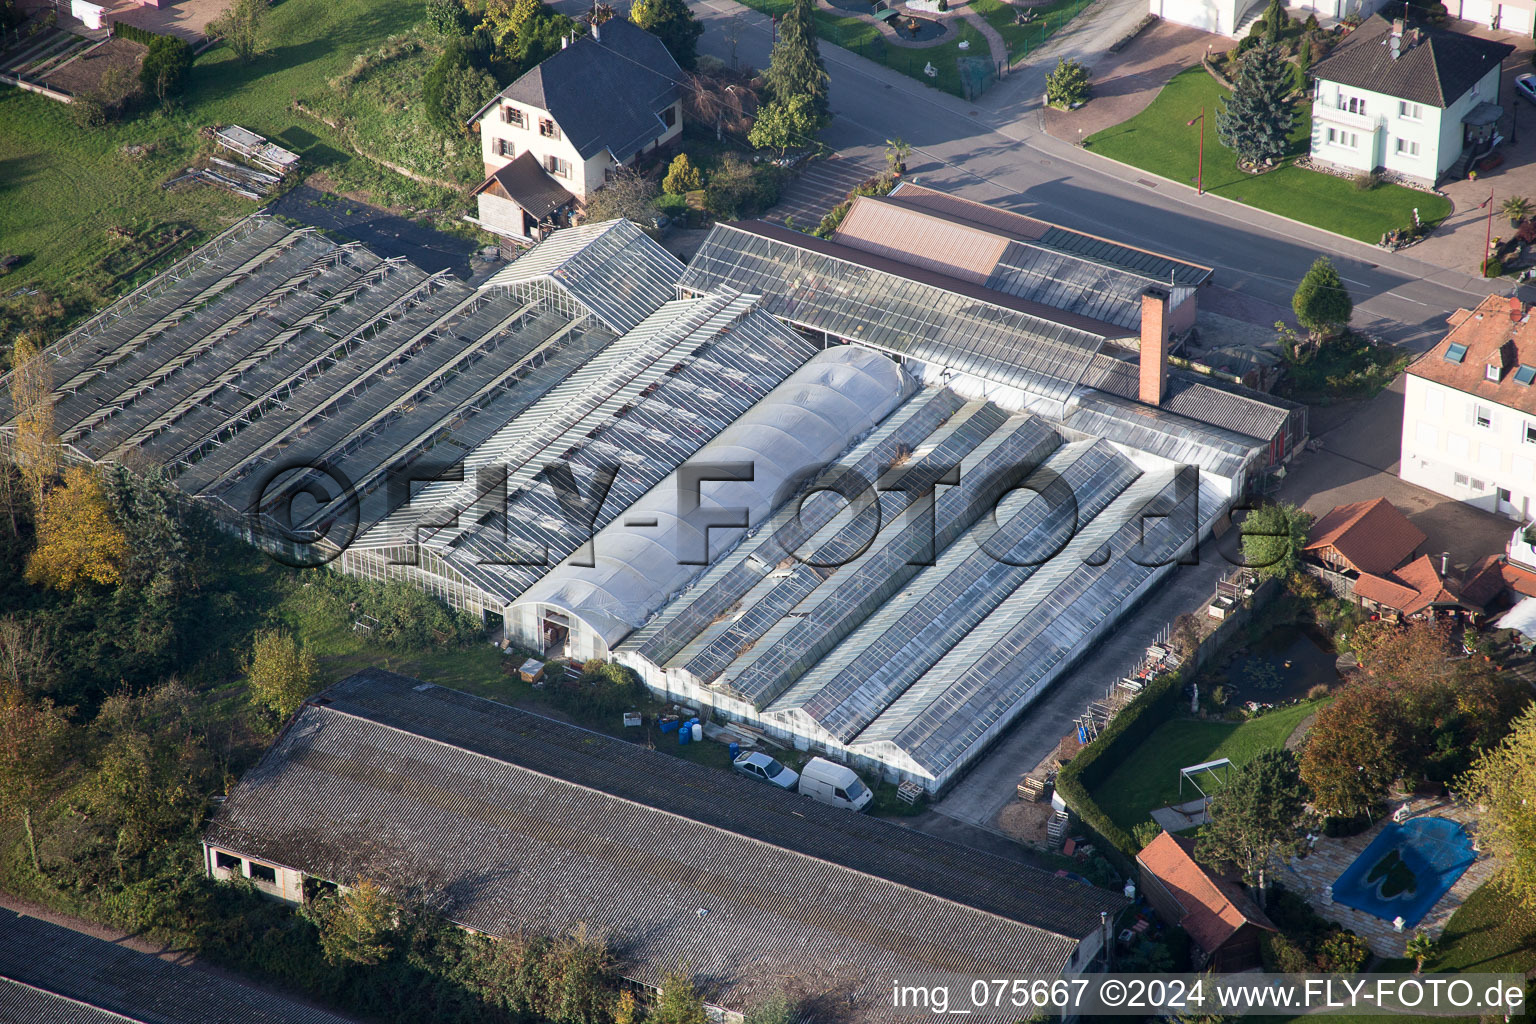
[1401,293,1536,521]
[1309,16,1514,186]
[470,20,682,241]
[204,669,1126,1022]
[1136,831,1276,972]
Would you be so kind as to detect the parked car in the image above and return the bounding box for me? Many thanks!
[732,751,799,791]
[797,756,873,812]
[1517,73,1536,106]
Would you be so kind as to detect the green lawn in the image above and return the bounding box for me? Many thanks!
[733,0,996,98]
[0,0,473,330]
[1084,67,1452,243]
[1090,700,1324,835]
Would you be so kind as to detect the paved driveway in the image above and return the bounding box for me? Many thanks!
[1394,21,1536,278]
[1276,375,1518,571]
[1040,20,1226,144]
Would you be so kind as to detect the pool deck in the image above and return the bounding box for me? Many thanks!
[1272,799,1495,959]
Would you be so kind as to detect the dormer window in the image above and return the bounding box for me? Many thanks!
[1487,362,1502,382]
[502,105,525,127]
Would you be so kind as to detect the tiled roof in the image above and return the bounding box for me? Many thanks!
[471,151,575,219]
[1409,294,1536,417]
[1304,497,1426,576]
[1311,15,1513,108]
[1136,833,1275,956]
[1460,554,1508,608]
[496,21,681,162]
[206,669,1124,1018]
[1354,554,1464,616]
[0,908,364,1024]
[1504,561,1536,598]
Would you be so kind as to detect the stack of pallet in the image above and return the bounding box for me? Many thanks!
[1016,773,1049,801]
[1046,810,1070,846]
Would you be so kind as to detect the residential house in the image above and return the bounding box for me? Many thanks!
[1400,294,1536,521]
[1136,831,1277,971]
[1309,16,1513,186]
[1442,0,1536,36]
[1146,0,1383,37]
[1353,552,1505,621]
[205,669,1126,1022]
[469,19,683,241]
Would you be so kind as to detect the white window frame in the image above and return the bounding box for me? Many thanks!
[1398,101,1423,120]
[1487,363,1501,381]
[1395,137,1420,157]
[1475,404,1493,428]
[1525,422,1536,444]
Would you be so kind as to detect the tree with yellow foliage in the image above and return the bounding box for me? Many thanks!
[245,628,318,725]
[25,465,129,590]
[9,333,58,511]
[1460,703,1536,909]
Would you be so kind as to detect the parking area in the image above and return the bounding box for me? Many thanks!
[1276,375,1519,571]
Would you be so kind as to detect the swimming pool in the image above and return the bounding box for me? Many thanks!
[1331,817,1476,927]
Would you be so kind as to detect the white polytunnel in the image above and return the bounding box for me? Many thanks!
[508,346,915,659]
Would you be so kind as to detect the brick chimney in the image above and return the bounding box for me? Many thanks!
[1139,287,1170,406]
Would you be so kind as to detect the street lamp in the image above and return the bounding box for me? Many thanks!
[1186,107,1206,196]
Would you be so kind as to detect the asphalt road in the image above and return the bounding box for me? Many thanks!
[666,0,1508,352]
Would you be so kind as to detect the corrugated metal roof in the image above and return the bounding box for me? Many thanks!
[0,909,365,1024]
[205,670,1124,1018]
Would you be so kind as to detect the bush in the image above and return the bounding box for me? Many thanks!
[422,40,500,136]
[1307,683,1330,700]
[702,156,788,220]
[548,659,643,720]
[1485,256,1505,278]
[656,192,688,218]
[1044,57,1091,109]
[111,22,168,45]
[425,0,469,36]
[663,152,703,195]
[1352,172,1379,191]
[140,35,192,99]
[1235,35,1259,54]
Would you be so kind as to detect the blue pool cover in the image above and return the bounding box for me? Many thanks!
[1331,817,1476,927]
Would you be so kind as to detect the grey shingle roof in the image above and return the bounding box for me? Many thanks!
[0,909,363,1024]
[472,151,575,219]
[1079,352,1302,443]
[1310,15,1513,108]
[205,669,1124,1018]
[499,20,682,161]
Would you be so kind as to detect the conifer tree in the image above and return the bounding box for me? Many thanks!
[765,0,829,123]
[630,0,703,70]
[1216,43,1294,168]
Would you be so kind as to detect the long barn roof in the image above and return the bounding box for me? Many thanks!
[205,669,1123,1019]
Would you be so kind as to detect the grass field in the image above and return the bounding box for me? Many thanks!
[1090,700,1325,835]
[0,0,476,332]
[1084,67,1452,243]
[969,0,1092,64]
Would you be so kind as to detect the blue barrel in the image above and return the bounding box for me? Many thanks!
[728,742,740,761]
[660,717,678,734]
[679,726,691,746]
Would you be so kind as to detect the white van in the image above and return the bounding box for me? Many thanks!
[797,757,873,812]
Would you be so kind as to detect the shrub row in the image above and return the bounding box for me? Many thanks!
[110,21,171,46]
[1053,667,1187,868]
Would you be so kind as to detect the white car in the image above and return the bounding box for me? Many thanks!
[1517,74,1536,106]
[732,751,799,791]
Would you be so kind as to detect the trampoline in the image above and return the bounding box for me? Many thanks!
[1331,817,1476,928]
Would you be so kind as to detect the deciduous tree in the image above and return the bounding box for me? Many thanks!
[1216,43,1294,167]
[9,333,57,511]
[1300,682,1404,817]
[630,0,703,70]
[210,0,265,62]
[1196,748,1310,902]
[140,35,192,104]
[1459,703,1536,909]
[748,94,818,156]
[245,628,318,724]
[1239,502,1312,580]
[764,0,828,120]
[583,166,661,227]
[1292,256,1352,343]
[653,970,708,1024]
[0,684,70,874]
[312,878,397,965]
[25,465,129,591]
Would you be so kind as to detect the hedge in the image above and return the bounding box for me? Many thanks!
[110,22,171,45]
[1054,666,1188,869]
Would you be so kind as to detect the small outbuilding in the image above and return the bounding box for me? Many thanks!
[1136,831,1277,972]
